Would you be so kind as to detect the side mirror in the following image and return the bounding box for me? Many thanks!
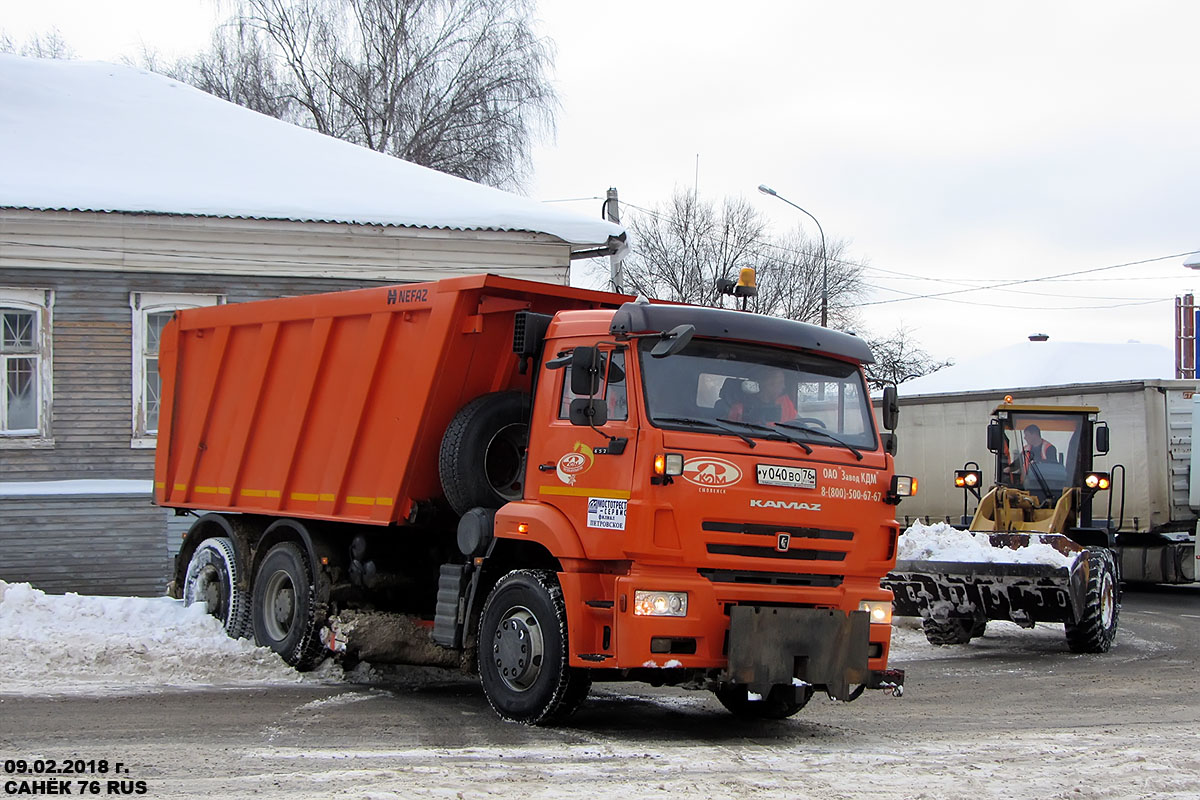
[569,398,608,427]
[1095,423,1110,455]
[986,421,1004,453]
[650,324,695,358]
[881,432,898,455]
[881,385,899,431]
[570,346,604,396]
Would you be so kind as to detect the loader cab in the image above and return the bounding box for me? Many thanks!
[987,403,1104,508]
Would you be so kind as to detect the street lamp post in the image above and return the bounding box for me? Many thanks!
[757,184,829,328]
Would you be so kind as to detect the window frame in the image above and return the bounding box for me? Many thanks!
[130,291,223,448]
[0,288,54,448]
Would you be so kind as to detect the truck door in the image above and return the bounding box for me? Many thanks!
[527,343,638,558]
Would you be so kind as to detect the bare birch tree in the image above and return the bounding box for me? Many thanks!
[864,325,953,389]
[623,190,866,328]
[163,0,558,189]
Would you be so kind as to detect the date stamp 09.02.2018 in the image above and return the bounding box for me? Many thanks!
[3,758,147,796]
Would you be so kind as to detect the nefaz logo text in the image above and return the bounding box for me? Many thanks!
[387,287,429,305]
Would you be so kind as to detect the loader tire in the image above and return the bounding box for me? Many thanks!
[182,536,251,639]
[252,542,326,671]
[922,616,977,646]
[1065,547,1119,654]
[440,392,530,517]
[714,684,813,719]
[478,569,590,725]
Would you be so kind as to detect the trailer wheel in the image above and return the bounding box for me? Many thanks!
[440,391,530,516]
[1065,547,1119,654]
[252,542,326,670]
[478,569,589,725]
[182,537,251,639]
[713,684,813,719]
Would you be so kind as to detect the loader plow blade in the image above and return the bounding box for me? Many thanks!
[884,532,1089,627]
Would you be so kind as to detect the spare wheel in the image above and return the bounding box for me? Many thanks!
[439,391,530,516]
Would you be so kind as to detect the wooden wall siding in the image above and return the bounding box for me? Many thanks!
[0,494,172,596]
[0,210,575,283]
[0,267,390,481]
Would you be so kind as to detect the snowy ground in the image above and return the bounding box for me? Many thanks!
[0,580,359,693]
[4,579,1198,799]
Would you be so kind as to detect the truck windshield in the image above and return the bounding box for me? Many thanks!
[638,338,878,450]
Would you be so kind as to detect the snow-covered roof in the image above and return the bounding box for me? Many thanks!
[0,55,625,253]
[1185,252,1200,269]
[897,340,1175,397]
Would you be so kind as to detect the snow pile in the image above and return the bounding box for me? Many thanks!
[0,580,306,693]
[898,521,1076,566]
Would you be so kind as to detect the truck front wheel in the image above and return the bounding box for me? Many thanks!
[1065,548,1119,654]
[252,542,326,670]
[478,570,591,725]
[182,537,251,639]
[713,684,813,719]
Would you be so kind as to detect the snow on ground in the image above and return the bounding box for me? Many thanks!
[0,580,331,693]
[898,520,1076,566]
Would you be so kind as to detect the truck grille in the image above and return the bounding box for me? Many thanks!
[699,569,844,587]
[706,543,846,561]
[702,521,853,540]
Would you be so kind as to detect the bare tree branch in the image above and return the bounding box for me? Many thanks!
[159,0,557,189]
[863,325,953,389]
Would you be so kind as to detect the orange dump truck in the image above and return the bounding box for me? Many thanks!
[158,274,909,724]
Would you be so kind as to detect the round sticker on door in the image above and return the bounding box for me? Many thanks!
[682,456,743,491]
[556,443,595,485]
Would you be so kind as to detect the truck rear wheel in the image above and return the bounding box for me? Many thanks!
[252,542,326,670]
[713,684,813,719]
[1065,548,1119,653]
[439,391,530,516]
[478,569,590,725]
[182,537,251,639]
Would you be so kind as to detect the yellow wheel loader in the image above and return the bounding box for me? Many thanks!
[884,402,1120,653]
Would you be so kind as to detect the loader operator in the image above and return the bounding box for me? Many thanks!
[1022,424,1058,469]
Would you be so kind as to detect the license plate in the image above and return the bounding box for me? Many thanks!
[756,463,817,489]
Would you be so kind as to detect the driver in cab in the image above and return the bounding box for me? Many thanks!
[1022,424,1057,468]
[724,368,796,423]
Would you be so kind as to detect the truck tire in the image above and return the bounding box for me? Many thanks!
[1065,547,1119,654]
[440,391,530,516]
[713,684,813,719]
[252,542,326,670]
[182,537,251,639]
[922,616,978,645]
[478,569,590,725]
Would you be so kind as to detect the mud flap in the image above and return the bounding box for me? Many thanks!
[726,606,869,701]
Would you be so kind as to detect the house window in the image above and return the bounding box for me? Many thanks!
[0,288,53,445]
[131,292,223,448]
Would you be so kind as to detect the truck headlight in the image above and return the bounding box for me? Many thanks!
[1084,472,1110,490]
[859,600,893,625]
[634,590,688,617]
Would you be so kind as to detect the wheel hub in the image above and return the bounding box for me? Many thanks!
[1099,571,1116,628]
[493,607,543,691]
[198,565,225,617]
[262,570,297,641]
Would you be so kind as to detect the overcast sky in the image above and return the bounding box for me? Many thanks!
[5,1,1199,365]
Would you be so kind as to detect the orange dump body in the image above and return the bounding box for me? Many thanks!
[154,274,628,524]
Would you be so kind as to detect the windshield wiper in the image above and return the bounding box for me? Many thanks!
[717,418,812,455]
[653,416,757,448]
[773,421,864,461]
